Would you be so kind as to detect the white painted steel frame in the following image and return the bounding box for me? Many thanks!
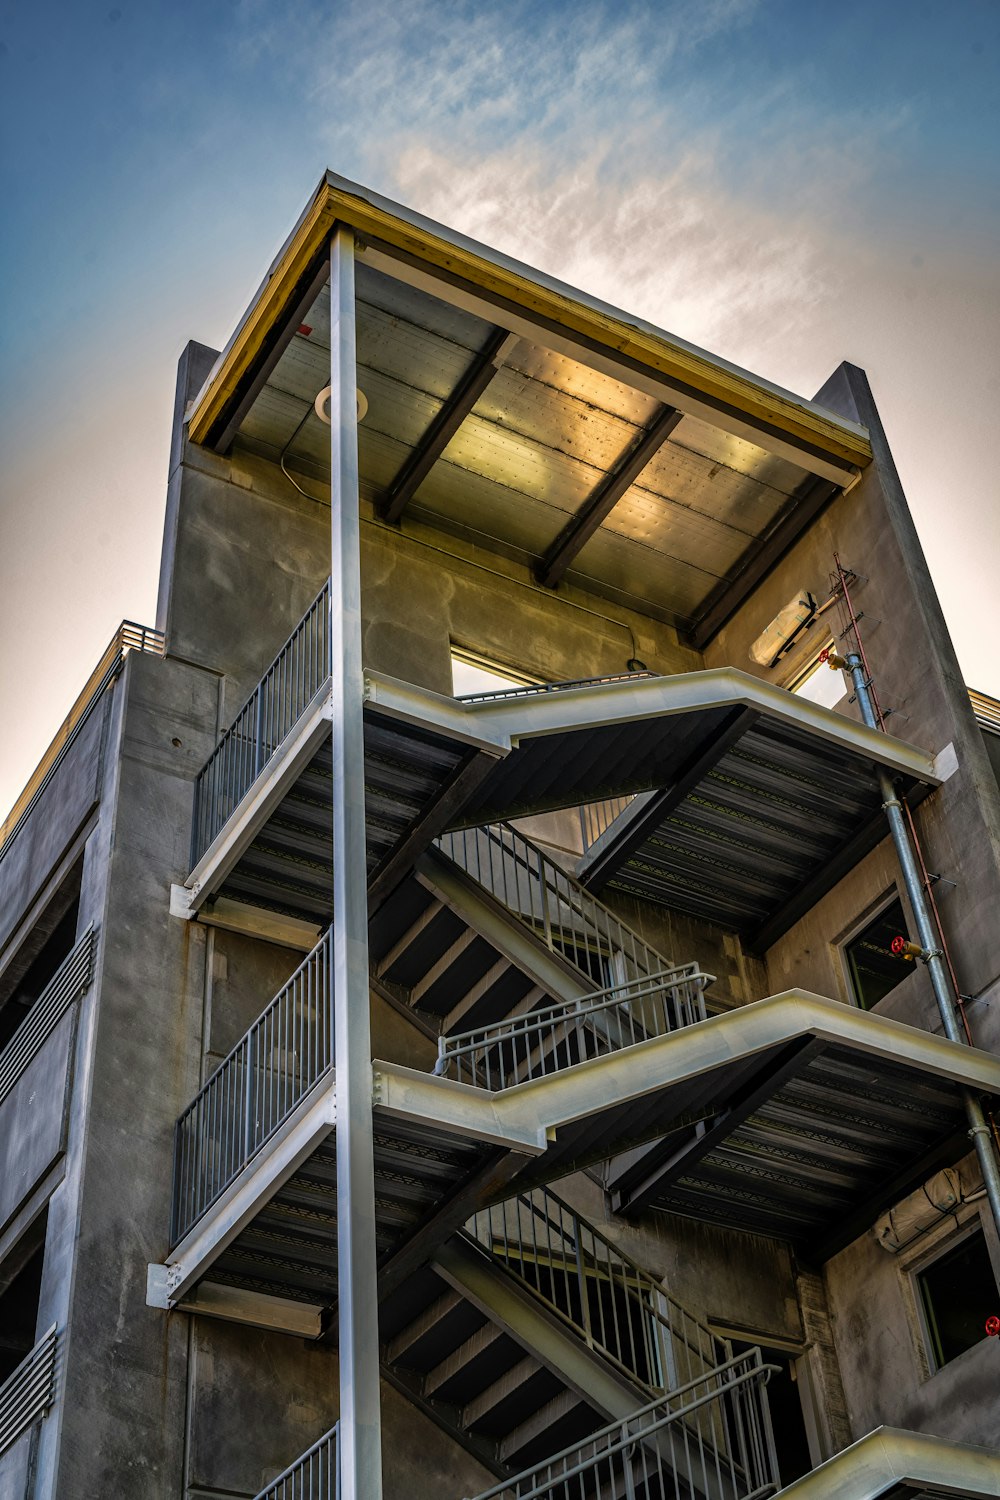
[773,1424,1000,1498]
[329,225,383,1500]
[364,666,942,788]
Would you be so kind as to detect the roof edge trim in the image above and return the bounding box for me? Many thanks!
[186,174,873,471]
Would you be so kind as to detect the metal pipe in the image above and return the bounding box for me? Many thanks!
[843,651,1000,1236]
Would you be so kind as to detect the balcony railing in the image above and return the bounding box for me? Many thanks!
[171,929,334,1245]
[435,965,711,1089]
[192,582,331,863]
[466,1185,728,1398]
[0,1324,58,1459]
[0,622,164,860]
[466,1351,778,1500]
[436,822,670,990]
[457,670,656,705]
[253,1422,339,1500]
[0,926,97,1107]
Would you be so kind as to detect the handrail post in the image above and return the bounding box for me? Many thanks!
[329,224,382,1500]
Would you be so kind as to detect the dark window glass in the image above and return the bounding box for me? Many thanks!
[844,897,912,1010]
[918,1229,998,1368]
[0,1213,47,1382]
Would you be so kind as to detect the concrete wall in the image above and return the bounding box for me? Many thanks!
[0,697,107,958]
[0,1010,74,1234]
[702,362,1000,1446]
[703,365,1000,1054]
[823,1191,1000,1447]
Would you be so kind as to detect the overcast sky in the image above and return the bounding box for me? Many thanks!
[1,0,998,820]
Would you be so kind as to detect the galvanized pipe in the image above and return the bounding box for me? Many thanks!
[844,651,1000,1237]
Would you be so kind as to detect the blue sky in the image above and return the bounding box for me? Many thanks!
[1,0,998,814]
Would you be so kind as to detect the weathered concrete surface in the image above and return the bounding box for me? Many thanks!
[704,366,1000,1060]
[184,1321,493,1499]
[825,1205,1000,1447]
[0,1429,34,1498]
[0,1009,73,1233]
[563,1170,802,1344]
[47,651,220,1499]
[0,698,107,957]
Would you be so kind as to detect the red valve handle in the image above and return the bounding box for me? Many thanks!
[987,1315,1000,1338]
[890,935,906,956]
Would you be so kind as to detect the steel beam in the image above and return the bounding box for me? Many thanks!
[772,1424,1000,1498]
[378,328,519,523]
[536,405,683,588]
[212,254,331,455]
[459,667,940,789]
[579,706,759,891]
[615,1037,826,1216]
[329,225,383,1500]
[686,477,840,650]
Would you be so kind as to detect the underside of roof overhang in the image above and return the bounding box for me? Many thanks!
[184,174,873,645]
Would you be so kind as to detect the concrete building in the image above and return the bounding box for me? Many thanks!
[1,172,999,1500]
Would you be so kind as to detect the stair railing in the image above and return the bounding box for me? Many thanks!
[464,1350,779,1500]
[171,929,334,1245]
[252,1421,338,1500]
[193,580,331,862]
[466,1185,729,1400]
[435,823,669,991]
[436,964,712,1089]
[456,671,656,705]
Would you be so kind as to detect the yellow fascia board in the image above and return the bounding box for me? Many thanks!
[188,174,873,472]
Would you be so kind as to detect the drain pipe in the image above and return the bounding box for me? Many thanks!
[828,648,1000,1237]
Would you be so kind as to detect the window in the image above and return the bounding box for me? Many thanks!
[917,1227,998,1369]
[0,872,81,1050]
[790,642,847,710]
[843,896,913,1010]
[450,647,536,698]
[0,1210,48,1382]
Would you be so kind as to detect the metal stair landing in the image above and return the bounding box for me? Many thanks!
[606,1035,970,1258]
[186,1113,499,1316]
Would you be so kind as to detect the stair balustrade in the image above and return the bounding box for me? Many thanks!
[465,1185,728,1398]
[193,581,331,862]
[436,965,711,1088]
[465,1351,778,1500]
[435,823,670,991]
[252,1422,338,1500]
[171,929,334,1244]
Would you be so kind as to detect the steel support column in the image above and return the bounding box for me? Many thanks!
[330,224,383,1498]
[845,652,1000,1242]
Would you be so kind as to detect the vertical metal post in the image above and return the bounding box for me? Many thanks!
[329,225,382,1499]
[845,652,1000,1238]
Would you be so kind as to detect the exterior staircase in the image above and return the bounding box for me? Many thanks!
[379,1182,776,1498]
[371,821,711,1083]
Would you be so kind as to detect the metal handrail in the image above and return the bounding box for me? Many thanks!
[435,822,671,992]
[0,926,97,1106]
[192,581,331,863]
[0,622,164,859]
[466,1185,729,1401]
[253,1421,339,1500]
[171,929,334,1245]
[579,793,636,851]
[457,670,657,705]
[0,1324,58,1459]
[466,1350,778,1500]
[436,964,712,1089]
